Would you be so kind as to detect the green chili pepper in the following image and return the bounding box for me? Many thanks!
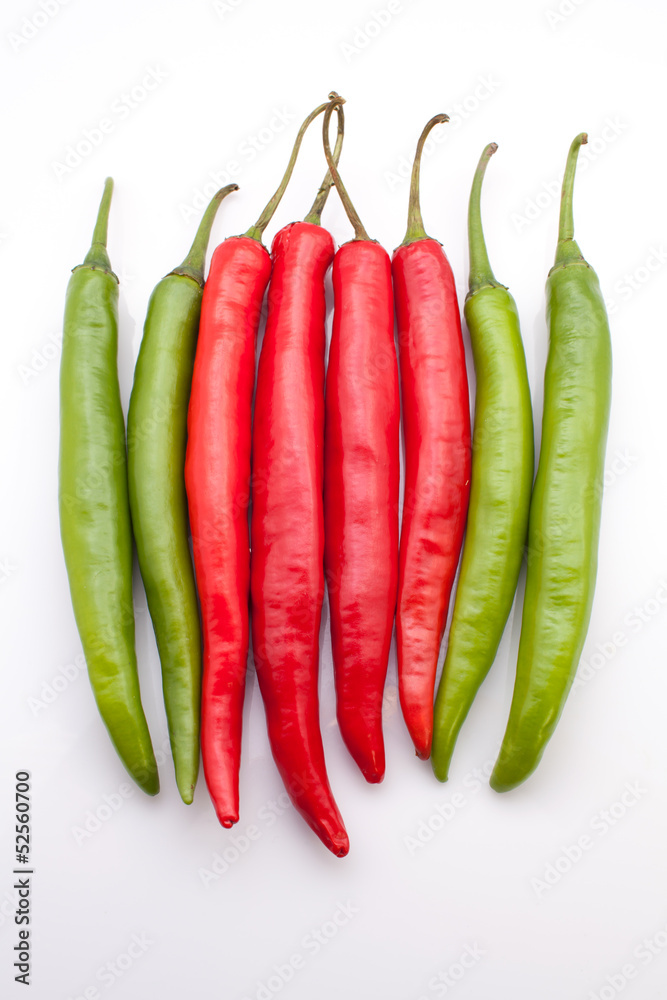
[490,134,612,792]
[431,144,534,781]
[59,179,159,795]
[127,183,238,804]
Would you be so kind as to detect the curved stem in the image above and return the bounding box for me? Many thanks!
[467,143,502,294]
[83,177,114,271]
[554,132,587,266]
[558,132,587,242]
[172,183,238,285]
[322,97,370,242]
[245,100,331,241]
[401,114,449,246]
[304,94,345,225]
[91,177,113,247]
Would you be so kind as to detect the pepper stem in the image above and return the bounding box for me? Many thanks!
[304,95,345,226]
[82,177,114,272]
[171,183,238,285]
[401,114,449,246]
[554,132,588,267]
[245,100,333,241]
[322,97,370,242]
[467,143,502,294]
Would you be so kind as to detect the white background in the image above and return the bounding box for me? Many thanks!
[2,0,667,997]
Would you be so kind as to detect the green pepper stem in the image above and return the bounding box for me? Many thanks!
[172,183,238,285]
[554,132,588,267]
[245,100,333,241]
[401,114,449,246]
[467,143,502,294]
[82,177,114,271]
[304,95,345,226]
[322,96,370,242]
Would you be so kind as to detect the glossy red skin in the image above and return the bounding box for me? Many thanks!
[186,236,271,827]
[250,221,349,858]
[324,241,399,783]
[392,238,471,760]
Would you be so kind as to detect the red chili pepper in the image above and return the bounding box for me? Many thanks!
[186,100,343,829]
[250,98,349,857]
[392,115,472,760]
[321,98,399,783]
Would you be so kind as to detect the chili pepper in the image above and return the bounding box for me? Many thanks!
[59,179,158,795]
[392,116,471,761]
[490,134,612,792]
[187,98,344,830]
[431,144,534,781]
[250,95,350,856]
[127,184,237,805]
[321,98,399,784]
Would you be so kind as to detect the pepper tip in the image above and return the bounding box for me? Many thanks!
[217,812,239,829]
[333,838,350,858]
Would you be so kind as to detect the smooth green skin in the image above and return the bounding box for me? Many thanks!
[59,182,158,795]
[126,183,237,804]
[431,143,534,781]
[491,135,612,792]
[127,274,203,805]
[490,264,611,791]
[432,286,534,781]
